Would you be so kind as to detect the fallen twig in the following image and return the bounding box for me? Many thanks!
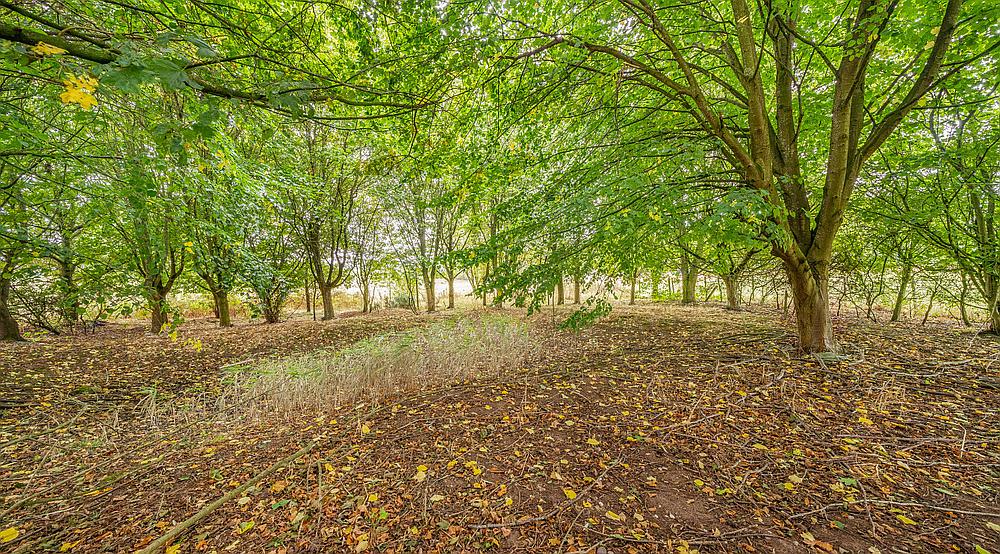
[137,441,318,554]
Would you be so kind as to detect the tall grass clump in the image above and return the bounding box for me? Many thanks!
[229,314,541,414]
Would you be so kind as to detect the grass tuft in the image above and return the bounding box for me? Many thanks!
[229,314,541,415]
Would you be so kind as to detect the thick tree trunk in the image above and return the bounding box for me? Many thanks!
[0,277,24,341]
[573,275,581,304]
[890,261,912,322]
[214,289,232,327]
[263,305,280,324]
[680,254,697,304]
[556,277,564,305]
[447,276,456,309]
[723,275,740,310]
[318,283,335,320]
[149,289,170,334]
[424,276,436,313]
[784,260,836,353]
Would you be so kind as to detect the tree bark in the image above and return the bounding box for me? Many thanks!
[680,254,697,304]
[629,271,637,305]
[890,261,912,322]
[722,275,740,310]
[447,276,456,309]
[319,284,335,320]
[0,276,24,341]
[573,275,581,304]
[149,288,170,334]
[424,275,436,313]
[214,289,232,327]
[784,258,836,353]
[556,276,564,305]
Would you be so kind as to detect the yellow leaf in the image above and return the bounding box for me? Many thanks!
[752,443,768,451]
[693,479,705,487]
[60,87,98,110]
[896,515,917,526]
[164,545,180,554]
[504,496,513,506]
[236,520,254,534]
[360,423,371,435]
[605,510,623,522]
[563,489,577,500]
[367,493,378,503]
[324,463,335,472]
[32,42,67,56]
[0,527,18,543]
[413,470,427,482]
[586,438,600,446]
[429,494,445,502]
[416,465,428,472]
[59,74,99,110]
[60,541,81,552]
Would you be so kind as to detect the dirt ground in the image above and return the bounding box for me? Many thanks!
[1,304,998,553]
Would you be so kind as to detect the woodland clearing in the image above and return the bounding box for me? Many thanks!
[2,304,998,553]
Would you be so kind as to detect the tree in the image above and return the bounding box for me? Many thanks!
[497,0,985,350]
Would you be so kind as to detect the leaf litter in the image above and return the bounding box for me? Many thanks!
[1,304,998,553]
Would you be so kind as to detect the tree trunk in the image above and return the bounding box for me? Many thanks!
[784,260,836,353]
[0,277,24,341]
[629,271,637,305]
[651,270,661,299]
[573,275,581,304]
[556,277,564,305]
[58,261,81,325]
[890,261,912,322]
[319,283,335,320]
[424,276,436,313]
[921,282,940,325]
[959,272,970,326]
[723,275,740,310]
[447,276,456,309]
[149,288,170,334]
[680,254,697,304]
[214,289,232,327]
[305,280,311,314]
[263,305,280,324]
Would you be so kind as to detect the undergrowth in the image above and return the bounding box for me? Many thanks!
[227,314,541,416]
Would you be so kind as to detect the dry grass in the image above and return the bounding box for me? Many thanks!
[227,314,542,416]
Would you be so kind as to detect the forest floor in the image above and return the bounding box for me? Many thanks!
[1,304,998,554]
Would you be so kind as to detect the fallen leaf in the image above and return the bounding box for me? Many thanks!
[0,527,18,543]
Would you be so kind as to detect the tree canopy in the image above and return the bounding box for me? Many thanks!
[2,0,999,350]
